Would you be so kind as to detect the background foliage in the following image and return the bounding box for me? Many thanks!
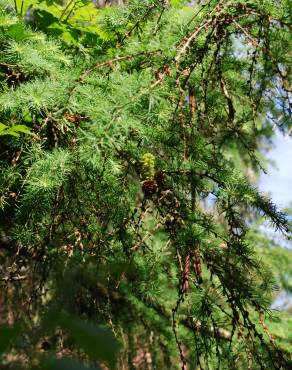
[0,0,291,369]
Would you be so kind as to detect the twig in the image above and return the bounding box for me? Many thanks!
[174,20,212,63]
[0,275,27,281]
[220,76,235,125]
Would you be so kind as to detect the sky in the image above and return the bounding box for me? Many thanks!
[259,131,292,209]
[259,130,292,249]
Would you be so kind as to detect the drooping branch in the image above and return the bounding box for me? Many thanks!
[94,282,232,341]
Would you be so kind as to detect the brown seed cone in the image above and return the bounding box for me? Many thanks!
[142,179,158,196]
[154,170,165,188]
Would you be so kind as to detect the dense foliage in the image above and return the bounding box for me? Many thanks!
[0,1,291,369]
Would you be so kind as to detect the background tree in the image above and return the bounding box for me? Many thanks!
[0,0,291,369]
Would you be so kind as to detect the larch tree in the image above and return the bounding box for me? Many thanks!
[0,0,291,369]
